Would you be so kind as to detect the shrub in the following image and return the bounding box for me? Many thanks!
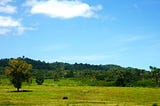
[136,79,154,87]
[35,72,44,85]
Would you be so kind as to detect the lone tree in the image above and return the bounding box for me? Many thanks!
[5,58,32,91]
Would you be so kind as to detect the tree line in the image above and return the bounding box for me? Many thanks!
[0,57,160,90]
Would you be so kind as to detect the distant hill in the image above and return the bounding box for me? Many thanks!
[0,57,125,71]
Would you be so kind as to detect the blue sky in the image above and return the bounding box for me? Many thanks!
[0,0,160,70]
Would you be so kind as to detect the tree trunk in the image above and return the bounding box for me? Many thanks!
[17,88,20,92]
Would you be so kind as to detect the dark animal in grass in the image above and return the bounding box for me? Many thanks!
[152,103,158,106]
[62,96,68,99]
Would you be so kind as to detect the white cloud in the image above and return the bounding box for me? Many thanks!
[0,16,34,35]
[0,16,20,27]
[0,5,17,14]
[0,0,33,35]
[0,0,19,35]
[0,0,16,14]
[25,0,102,19]
[16,26,35,35]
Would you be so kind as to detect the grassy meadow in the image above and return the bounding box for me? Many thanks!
[0,78,160,106]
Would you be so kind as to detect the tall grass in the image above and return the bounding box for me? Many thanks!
[0,78,160,106]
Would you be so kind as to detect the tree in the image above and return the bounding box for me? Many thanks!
[53,71,60,81]
[115,70,125,87]
[35,71,44,85]
[150,66,160,87]
[5,58,32,91]
[65,70,74,78]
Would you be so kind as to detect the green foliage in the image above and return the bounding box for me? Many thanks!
[0,67,5,75]
[150,66,160,87]
[53,72,60,81]
[35,72,44,85]
[0,57,159,87]
[64,70,74,78]
[114,69,137,87]
[5,58,32,91]
[136,79,154,87]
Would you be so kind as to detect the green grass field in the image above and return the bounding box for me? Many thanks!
[0,79,160,106]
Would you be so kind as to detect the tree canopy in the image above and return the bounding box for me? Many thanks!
[5,58,32,91]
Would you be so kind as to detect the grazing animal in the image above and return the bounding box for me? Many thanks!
[62,96,68,99]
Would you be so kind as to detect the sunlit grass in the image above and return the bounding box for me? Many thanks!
[0,79,160,106]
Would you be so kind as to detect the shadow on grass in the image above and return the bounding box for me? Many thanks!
[8,90,33,93]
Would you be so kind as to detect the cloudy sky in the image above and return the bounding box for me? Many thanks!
[0,0,160,70]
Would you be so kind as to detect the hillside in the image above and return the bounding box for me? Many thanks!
[0,57,139,71]
[0,57,156,87]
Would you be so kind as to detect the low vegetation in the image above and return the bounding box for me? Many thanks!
[0,78,160,106]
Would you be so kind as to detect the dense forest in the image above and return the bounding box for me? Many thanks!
[0,57,159,87]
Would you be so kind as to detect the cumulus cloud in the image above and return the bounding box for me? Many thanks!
[0,0,33,35]
[25,0,102,19]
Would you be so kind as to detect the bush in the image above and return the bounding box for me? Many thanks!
[35,72,44,85]
[136,79,154,87]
